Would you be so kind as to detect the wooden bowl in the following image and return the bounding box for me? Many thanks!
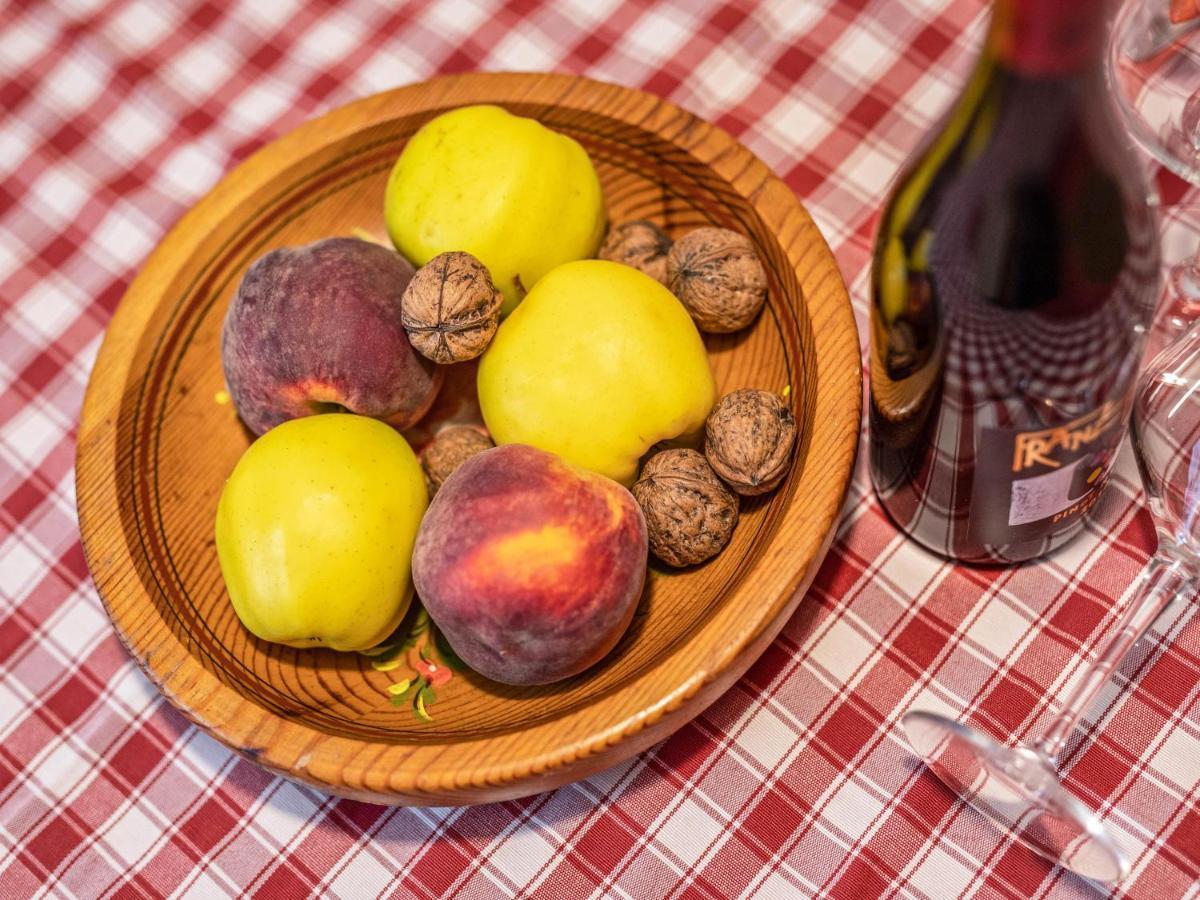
[76,72,861,805]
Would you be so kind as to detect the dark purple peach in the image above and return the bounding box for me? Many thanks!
[221,237,442,435]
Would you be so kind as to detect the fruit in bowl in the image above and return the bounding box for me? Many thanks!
[412,444,648,685]
[384,104,606,314]
[214,107,788,687]
[215,414,428,652]
[221,237,442,436]
[477,259,717,485]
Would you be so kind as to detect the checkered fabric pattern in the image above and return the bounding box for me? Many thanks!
[2,1,1198,897]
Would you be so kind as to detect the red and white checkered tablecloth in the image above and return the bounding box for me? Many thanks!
[2,0,1199,897]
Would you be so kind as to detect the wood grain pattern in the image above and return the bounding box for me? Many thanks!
[76,72,862,805]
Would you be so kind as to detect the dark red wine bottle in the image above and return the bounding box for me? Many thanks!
[868,0,1160,563]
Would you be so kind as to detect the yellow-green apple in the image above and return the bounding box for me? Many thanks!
[477,259,717,485]
[215,414,427,652]
[384,104,606,314]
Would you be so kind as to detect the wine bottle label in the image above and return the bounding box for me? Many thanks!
[969,400,1124,546]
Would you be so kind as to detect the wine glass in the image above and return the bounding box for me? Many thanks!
[903,323,1200,883]
[1109,0,1200,324]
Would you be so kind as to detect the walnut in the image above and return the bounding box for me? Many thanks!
[632,448,739,567]
[421,426,494,494]
[704,389,796,495]
[598,220,672,283]
[666,227,767,333]
[401,251,502,364]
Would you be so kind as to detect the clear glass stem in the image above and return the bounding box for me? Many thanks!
[1035,554,1193,762]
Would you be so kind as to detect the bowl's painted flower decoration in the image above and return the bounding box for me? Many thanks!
[361,605,464,721]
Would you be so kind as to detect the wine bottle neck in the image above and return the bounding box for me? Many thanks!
[986,0,1110,76]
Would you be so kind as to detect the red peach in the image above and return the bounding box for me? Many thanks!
[221,237,442,435]
[412,444,648,685]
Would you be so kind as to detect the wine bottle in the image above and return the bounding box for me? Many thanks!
[868,0,1160,563]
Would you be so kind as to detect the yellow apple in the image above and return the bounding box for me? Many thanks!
[214,414,427,651]
[477,260,717,485]
[384,104,606,314]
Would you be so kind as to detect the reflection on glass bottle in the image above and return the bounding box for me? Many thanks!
[868,0,1160,563]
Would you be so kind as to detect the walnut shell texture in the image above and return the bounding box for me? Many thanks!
[598,220,672,284]
[420,426,494,494]
[632,448,739,567]
[401,251,503,364]
[705,389,796,495]
[666,227,767,333]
